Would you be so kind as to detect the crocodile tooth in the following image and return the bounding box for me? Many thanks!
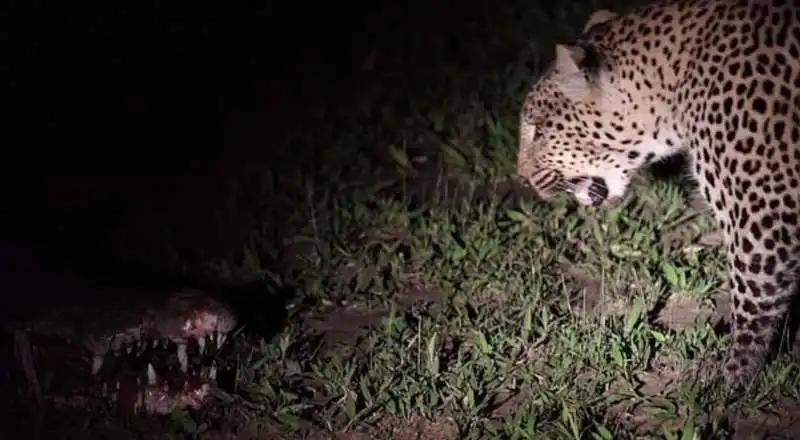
[110,336,123,353]
[197,336,206,354]
[91,355,104,374]
[209,362,217,380]
[200,363,211,376]
[177,342,188,372]
[153,339,160,348]
[126,344,133,355]
[215,331,226,348]
[147,363,157,386]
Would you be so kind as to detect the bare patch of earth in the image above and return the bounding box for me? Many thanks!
[299,231,444,357]
[204,414,459,440]
[729,400,800,440]
[654,293,716,331]
[558,263,641,320]
[605,350,800,439]
[658,190,724,252]
[371,151,539,209]
[297,280,442,359]
[605,353,686,436]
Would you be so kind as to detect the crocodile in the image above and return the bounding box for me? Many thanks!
[1,236,239,416]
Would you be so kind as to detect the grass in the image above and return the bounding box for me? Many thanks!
[9,0,800,438]
[187,136,800,439]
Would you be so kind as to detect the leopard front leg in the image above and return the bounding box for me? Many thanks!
[720,212,800,389]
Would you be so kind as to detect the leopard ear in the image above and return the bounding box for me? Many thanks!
[583,9,617,33]
[554,44,584,76]
[554,45,590,97]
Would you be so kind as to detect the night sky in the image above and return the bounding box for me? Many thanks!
[2,0,532,272]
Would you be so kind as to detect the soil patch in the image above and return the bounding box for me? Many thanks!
[300,283,443,359]
[730,400,800,440]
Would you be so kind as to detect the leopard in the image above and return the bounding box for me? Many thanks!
[516,0,800,389]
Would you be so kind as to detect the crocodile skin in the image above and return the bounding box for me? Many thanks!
[1,236,239,415]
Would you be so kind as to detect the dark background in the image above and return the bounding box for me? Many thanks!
[2,0,571,279]
[5,0,525,173]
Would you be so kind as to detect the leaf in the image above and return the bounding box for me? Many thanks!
[624,299,644,335]
[610,341,624,367]
[592,423,614,440]
[426,332,440,375]
[662,262,680,287]
[522,306,533,340]
[506,208,529,223]
[389,144,412,170]
[590,218,605,246]
[474,330,492,355]
[451,246,467,261]
[442,144,468,168]
[680,416,696,440]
